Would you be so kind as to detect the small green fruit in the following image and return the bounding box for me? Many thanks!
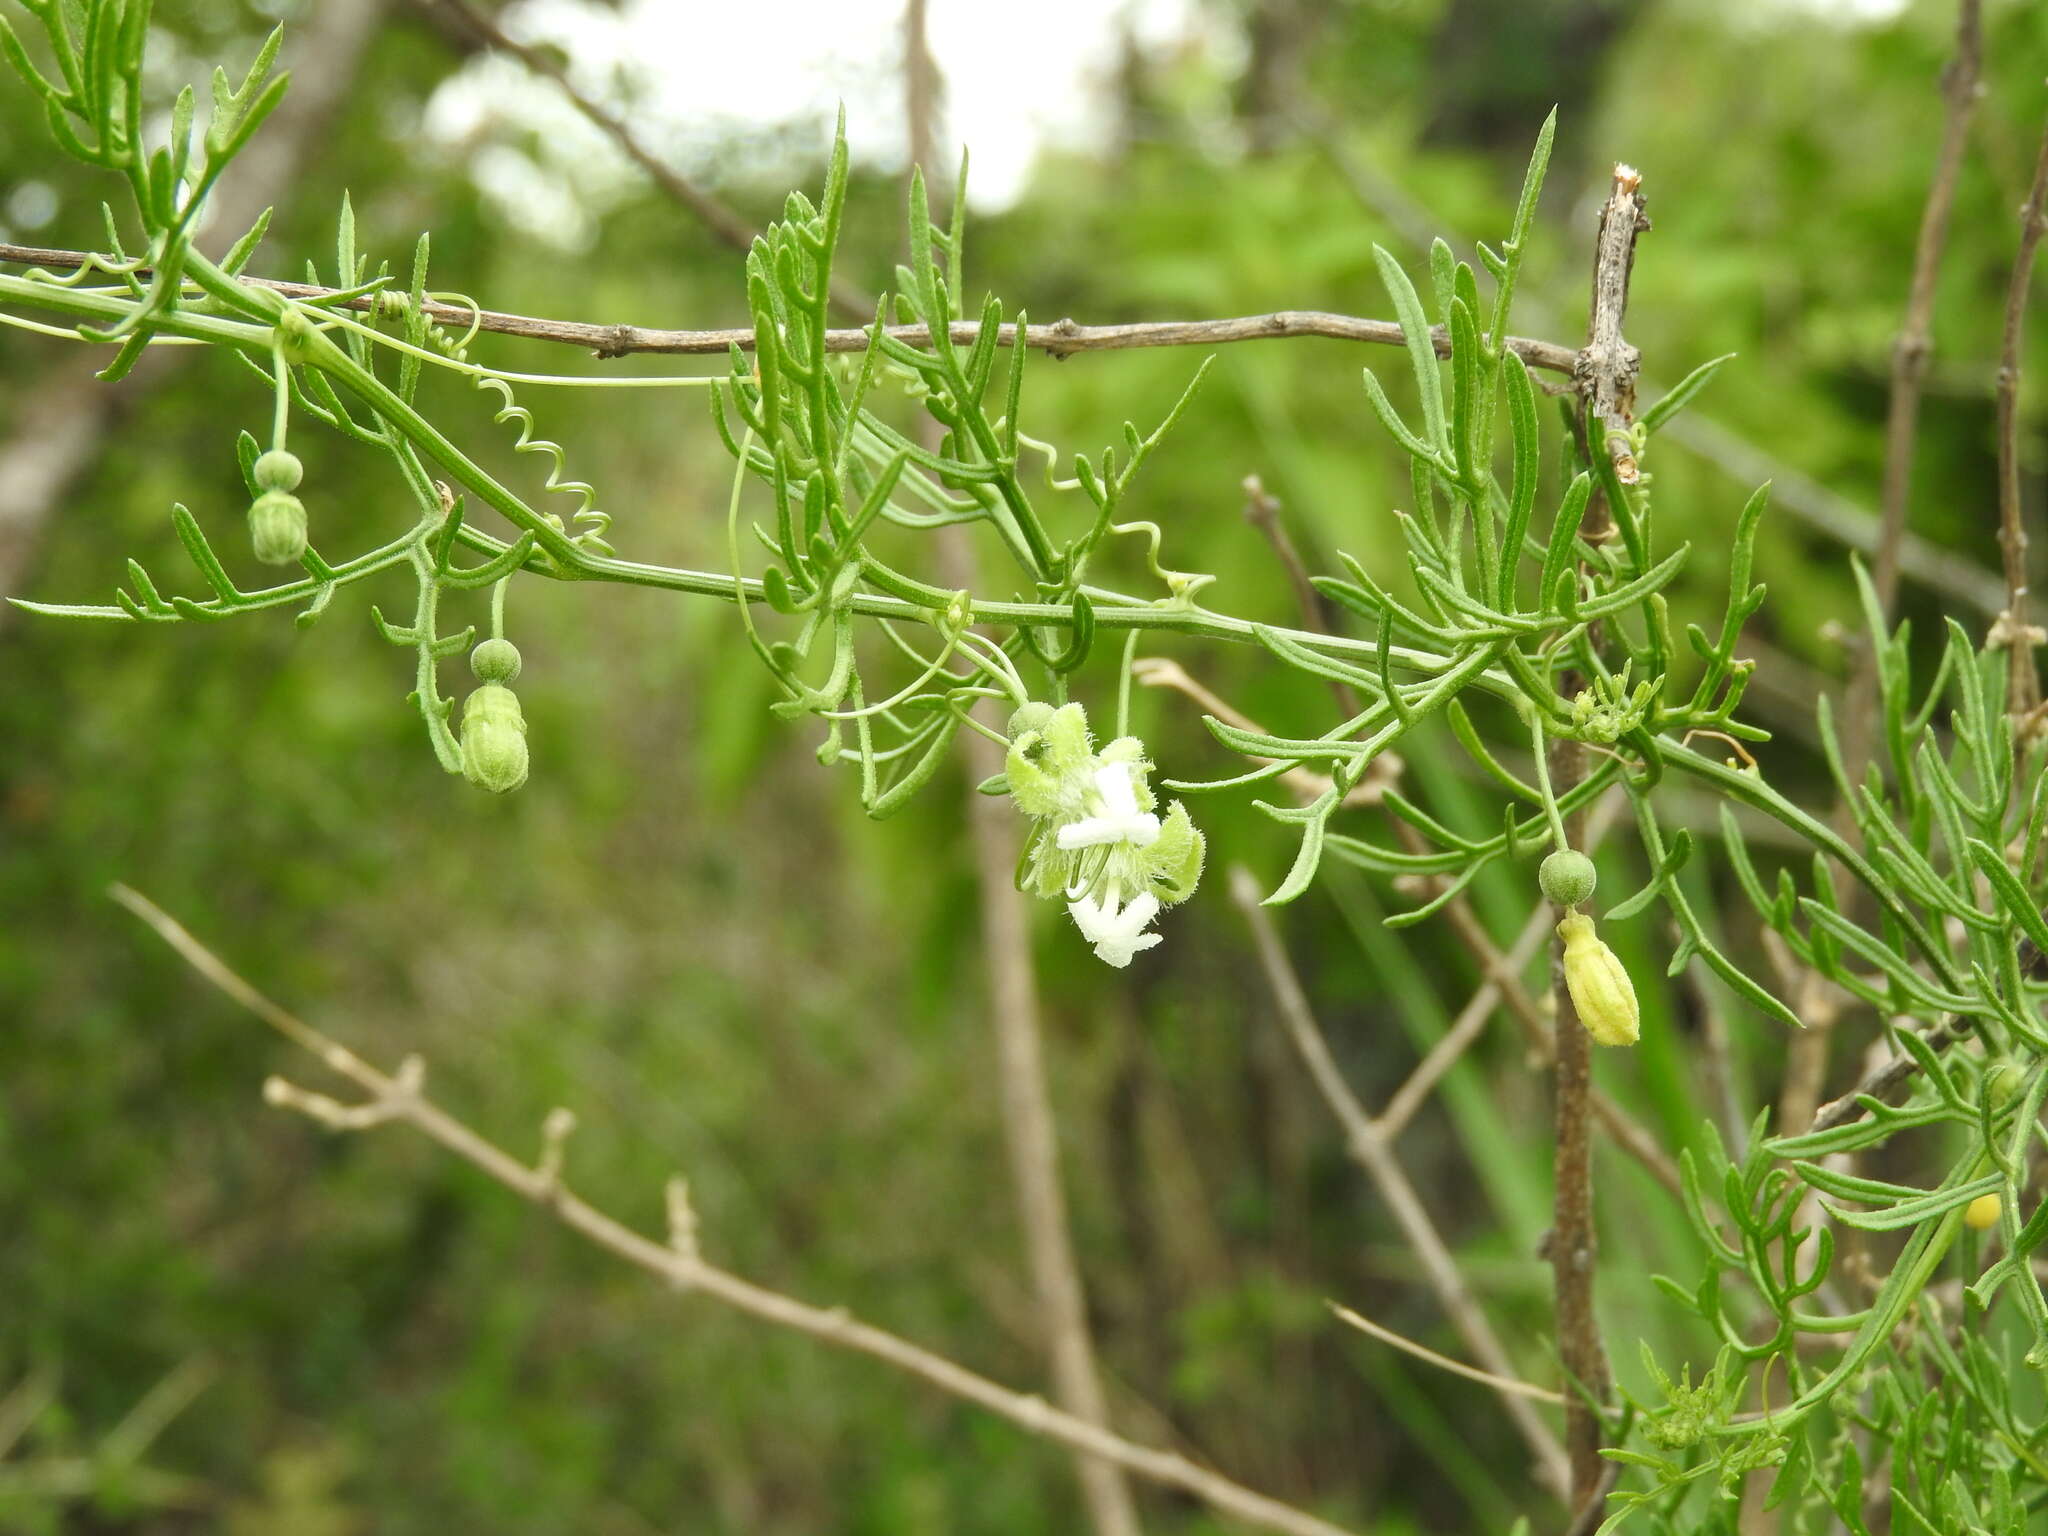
[1539,848,1598,908]
[470,637,523,684]
[461,683,529,794]
[247,489,307,566]
[252,449,303,492]
[1985,1061,2022,1110]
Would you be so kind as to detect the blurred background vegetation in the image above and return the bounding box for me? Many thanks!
[3,0,2046,1530]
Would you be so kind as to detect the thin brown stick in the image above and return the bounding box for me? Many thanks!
[1297,103,2007,618]
[900,6,1140,1531]
[1129,657,1671,1192]
[1129,658,1400,809]
[109,883,1359,1536]
[1574,166,1648,488]
[1371,902,1552,1141]
[1425,857,1682,1201]
[424,0,873,321]
[0,242,1583,371]
[1817,11,1988,1156]
[1228,867,1572,1500]
[1240,474,1352,688]
[1549,164,1647,1516]
[1994,113,2048,721]
[1327,1304,1565,1406]
[1871,0,1984,617]
[1656,412,2004,615]
[1232,466,1670,1197]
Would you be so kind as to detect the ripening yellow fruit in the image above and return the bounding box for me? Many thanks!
[1965,1192,2002,1231]
[1558,912,1640,1048]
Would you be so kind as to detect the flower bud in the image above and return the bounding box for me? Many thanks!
[1986,1061,2022,1110]
[1539,849,1597,909]
[253,449,304,492]
[461,683,529,794]
[1966,1192,2002,1231]
[1558,912,1639,1047]
[470,637,523,684]
[247,489,307,566]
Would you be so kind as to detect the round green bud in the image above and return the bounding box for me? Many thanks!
[470,637,523,684]
[1985,1061,2022,1110]
[252,449,303,492]
[247,489,307,566]
[1007,701,1056,740]
[1539,848,1598,908]
[461,683,528,794]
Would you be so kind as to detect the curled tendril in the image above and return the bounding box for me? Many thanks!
[15,249,151,291]
[472,376,610,551]
[383,288,611,553]
[1108,520,1216,605]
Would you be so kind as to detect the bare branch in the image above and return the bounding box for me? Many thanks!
[1574,166,1650,486]
[1328,1304,1565,1406]
[1993,112,2048,721]
[1653,412,2005,615]
[902,5,1141,1530]
[110,883,1361,1536]
[0,242,1583,372]
[1872,0,1984,617]
[1130,658,1401,808]
[1295,103,2007,616]
[1227,867,1572,1500]
[1549,162,1647,1516]
[422,0,873,321]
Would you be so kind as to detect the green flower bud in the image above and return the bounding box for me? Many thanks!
[1986,1061,2022,1110]
[461,683,529,794]
[1006,701,1055,739]
[247,489,307,566]
[1558,912,1639,1048]
[1003,702,1094,820]
[1143,801,1206,904]
[470,637,523,684]
[252,449,303,492]
[1538,848,1598,908]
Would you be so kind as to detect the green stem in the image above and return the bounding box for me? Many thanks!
[1529,715,1570,853]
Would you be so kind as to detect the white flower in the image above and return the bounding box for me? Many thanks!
[1066,886,1163,968]
[1055,762,1161,851]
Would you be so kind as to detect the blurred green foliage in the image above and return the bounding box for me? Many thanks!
[3,0,2046,1531]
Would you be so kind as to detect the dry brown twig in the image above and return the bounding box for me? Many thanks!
[109,882,1360,1536]
[1327,1304,1564,1406]
[1992,113,2048,723]
[1871,0,1984,621]
[1548,162,1648,1518]
[1813,0,1987,1136]
[898,6,1140,1532]
[424,0,875,321]
[1295,102,2007,619]
[0,242,1583,372]
[1223,486,1677,1196]
[1227,867,1573,1500]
